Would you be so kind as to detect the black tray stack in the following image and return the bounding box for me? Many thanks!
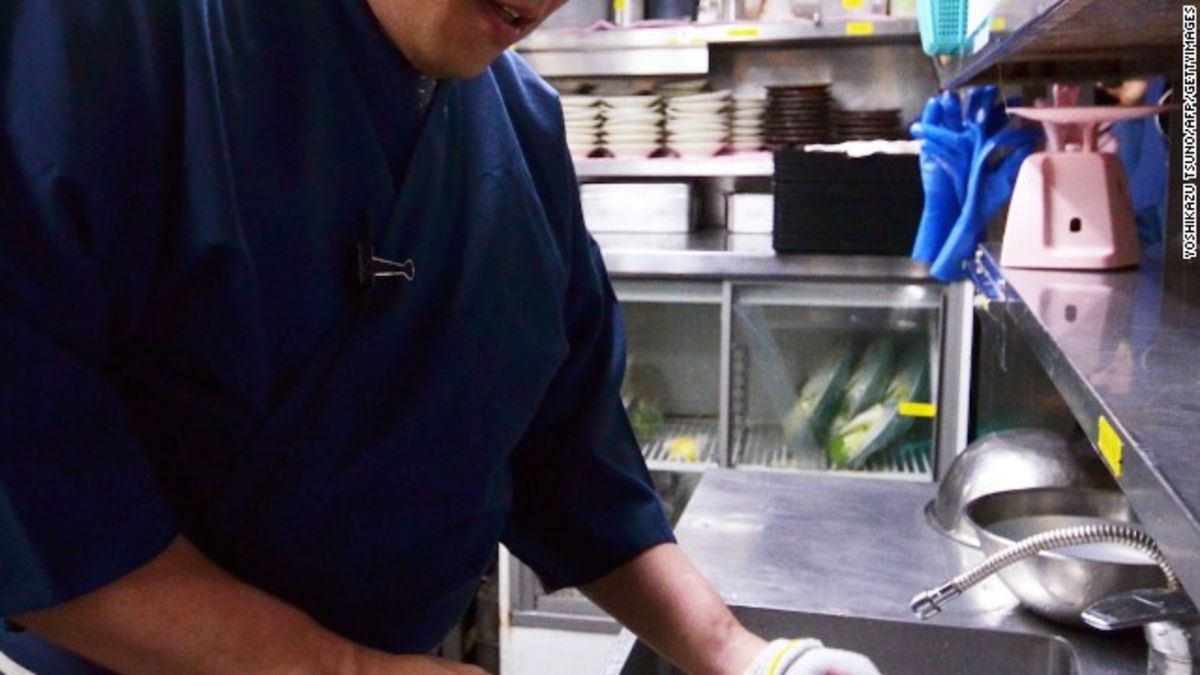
[772,150,924,255]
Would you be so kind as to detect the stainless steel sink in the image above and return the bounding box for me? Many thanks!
[616,606,1080,675]
[608,471,1152,675]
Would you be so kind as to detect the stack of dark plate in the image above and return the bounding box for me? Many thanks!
[832,108,904,141]
[764,84,832,149]
[772,149,923,255]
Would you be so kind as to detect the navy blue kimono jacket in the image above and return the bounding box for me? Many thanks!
[0,0,673,665]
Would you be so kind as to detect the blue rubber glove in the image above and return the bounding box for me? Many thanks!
[909,86,1043,280]
[929,126,1041,281]
[910,94,972,263]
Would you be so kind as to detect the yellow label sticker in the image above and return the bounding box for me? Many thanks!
[842,0,865,7]
[667,37,682,46]
[726,27,762,38]
[614,0,627,10]
[991,16,1008,31]
[845,21,876,36]
[1098,416,1124,478]
[899,402,938,418]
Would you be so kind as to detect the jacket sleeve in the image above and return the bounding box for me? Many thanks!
[0,0,180,617]
[500,134,675,591]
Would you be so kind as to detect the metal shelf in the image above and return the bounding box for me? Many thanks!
[734,282,941,309]
[938,0,1181,89]
[518,18,920,76]
[640,417,721,473]
[519,18,921,52]
[603,247,934,281]
[733,423,933,480]
[575,154,773,179]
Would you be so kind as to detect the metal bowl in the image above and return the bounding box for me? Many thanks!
[926,428,1118,547]
[966,487,1168,626]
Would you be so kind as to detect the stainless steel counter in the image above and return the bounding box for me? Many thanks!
[603,470,1146,674]
[973,245,1200,600]
[597,234,933,282]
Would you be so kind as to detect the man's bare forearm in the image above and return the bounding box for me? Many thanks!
[10,537,355,674]
[581,543,765,675]
[9,537,484,675]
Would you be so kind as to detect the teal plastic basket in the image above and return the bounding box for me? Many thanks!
[918,0,989,56]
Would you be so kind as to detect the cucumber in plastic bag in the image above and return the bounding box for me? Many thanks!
[829,337,896,432]
[781,343,856,447]
[828,344,929,469]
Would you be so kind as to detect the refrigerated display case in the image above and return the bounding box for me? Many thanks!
[504,258,974,636]
[611,278,945,480]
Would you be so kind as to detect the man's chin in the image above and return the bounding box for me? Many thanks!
[409,52,501,80]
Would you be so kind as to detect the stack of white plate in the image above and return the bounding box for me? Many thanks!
[730,95,768,152]
[597,95,665,159]
[663,90,732,158]
[563,95,603,159]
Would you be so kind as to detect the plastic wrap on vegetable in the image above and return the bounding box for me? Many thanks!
[781,343,856,447]
[829,337,896,432]
[828,345,929,468]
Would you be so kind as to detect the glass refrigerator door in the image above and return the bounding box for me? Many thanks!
[731,282,941,480]
[615,279,724,524]
[615,280,724,470]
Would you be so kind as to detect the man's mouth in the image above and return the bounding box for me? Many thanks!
[488,0,536,28]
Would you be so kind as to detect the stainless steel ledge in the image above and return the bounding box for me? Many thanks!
[575,155,773,179]
[521,46,708,78]
[518,18,921,52]
[599,241,934,282]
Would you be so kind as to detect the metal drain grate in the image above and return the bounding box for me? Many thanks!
[734,423,933,480]
[641,418,720,471]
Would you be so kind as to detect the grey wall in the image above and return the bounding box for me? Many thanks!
[708,42,939,126]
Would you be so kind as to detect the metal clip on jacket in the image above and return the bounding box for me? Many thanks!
[357,210,415,287]
[358,242,415,286]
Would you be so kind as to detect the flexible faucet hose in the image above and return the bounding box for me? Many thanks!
[911,523,1179,619]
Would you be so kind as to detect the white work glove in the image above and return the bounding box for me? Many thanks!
[743,638,881,675]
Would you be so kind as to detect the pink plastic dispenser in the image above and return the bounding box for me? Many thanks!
[1000,105,1167,270]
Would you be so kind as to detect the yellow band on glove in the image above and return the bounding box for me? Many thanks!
[748,638,883,675]
[744,638,824,675]
[768,639,808,675]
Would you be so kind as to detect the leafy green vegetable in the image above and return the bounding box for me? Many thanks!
[628,398,664,446]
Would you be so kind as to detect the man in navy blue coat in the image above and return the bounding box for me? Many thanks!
[0,1,877,673]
